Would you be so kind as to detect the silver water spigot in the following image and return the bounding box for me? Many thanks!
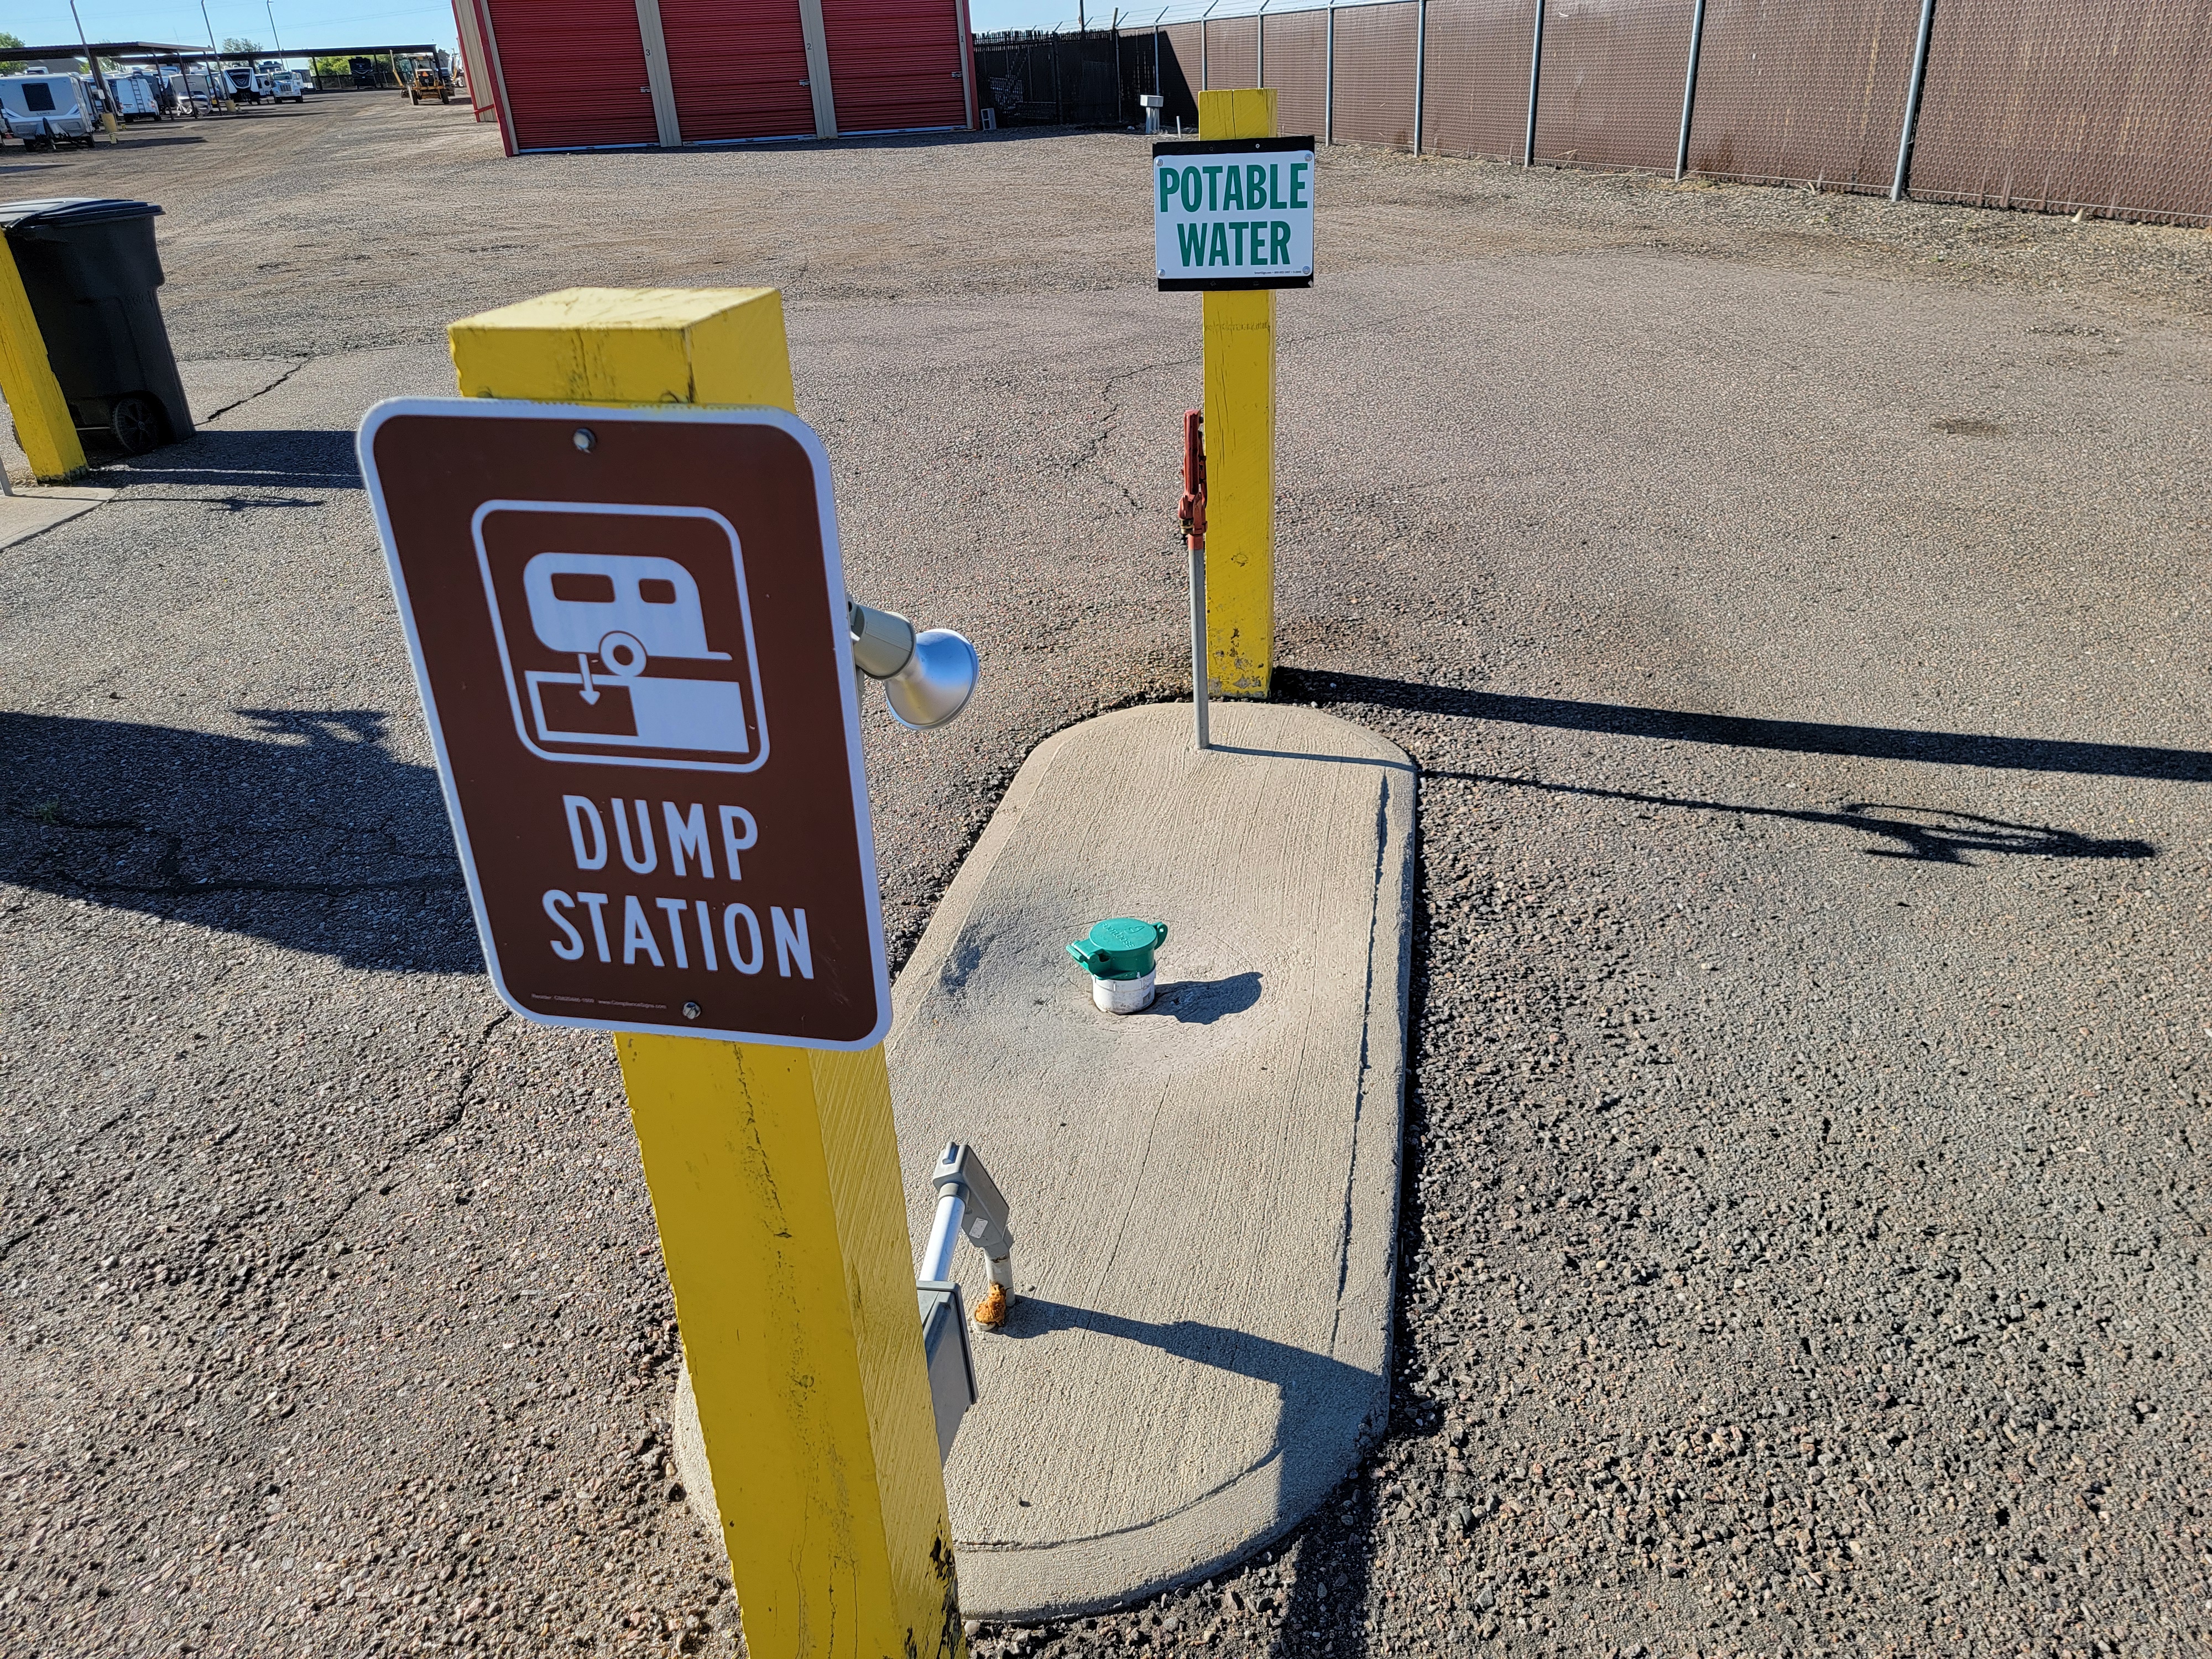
[848,597,979,730]
[925,1141,1015,1297]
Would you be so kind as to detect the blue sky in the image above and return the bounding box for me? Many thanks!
[9,0,1083,60]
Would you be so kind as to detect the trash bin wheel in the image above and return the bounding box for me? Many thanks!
[109,394,164,456]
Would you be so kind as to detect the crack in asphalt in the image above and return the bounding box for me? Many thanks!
[195,358,312,425]
[1073,352,1202,516]
[260,1010,515,1288]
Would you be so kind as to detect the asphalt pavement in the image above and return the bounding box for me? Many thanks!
[2,96,2209,1659]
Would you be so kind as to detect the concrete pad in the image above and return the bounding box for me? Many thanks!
[667,702,1412,1617]
[891,701,1414,1620]
[0,486,114,550]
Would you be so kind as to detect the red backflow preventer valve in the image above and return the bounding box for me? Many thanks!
[1177,409,1207,552]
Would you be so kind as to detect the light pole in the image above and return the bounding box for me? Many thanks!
[199,0,227,108]
[265,3,281,51]
[64,0,117,137]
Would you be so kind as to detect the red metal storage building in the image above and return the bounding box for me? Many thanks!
[453,0,975,153]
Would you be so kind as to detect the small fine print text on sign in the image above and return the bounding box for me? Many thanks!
[1153,140,1317,291]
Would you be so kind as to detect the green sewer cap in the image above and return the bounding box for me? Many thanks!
[1067,917,1168,980]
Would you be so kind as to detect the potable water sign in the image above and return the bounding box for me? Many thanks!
[1154,137,1317,291]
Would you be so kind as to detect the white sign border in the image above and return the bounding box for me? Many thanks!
[357,395,893,1053]
[1152,134,1318,293]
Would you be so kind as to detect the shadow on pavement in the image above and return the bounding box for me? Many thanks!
[998,1298,1378,1519]
[1281,668,2212,782]
[1428,770,2158,865]
[98,429,361,491]
[0,707,477,973]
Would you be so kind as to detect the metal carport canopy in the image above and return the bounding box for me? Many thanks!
[3,41,444,63]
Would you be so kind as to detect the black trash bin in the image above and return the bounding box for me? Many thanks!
[0,197,194,455]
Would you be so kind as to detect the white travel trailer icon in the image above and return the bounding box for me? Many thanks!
[476,503,768,771]
[524,550,729,672]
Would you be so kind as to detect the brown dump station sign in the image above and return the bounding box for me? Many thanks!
[358,399,889,1050]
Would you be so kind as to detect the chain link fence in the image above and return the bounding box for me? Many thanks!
[1262,10,1331,139]
[975,30,1160,128]
[1533,0,1695,170]
[980,0,2212,225]
[1422,0,1538,161]
[1907,0,2212,223]
[1685,0,1918,192]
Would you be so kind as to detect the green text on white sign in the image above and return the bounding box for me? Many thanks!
[1153,145,1316,289]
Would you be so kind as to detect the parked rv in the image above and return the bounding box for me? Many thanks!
[0,73,100,147]
[155,69,200,112]
[167,67,216,111]
[222,66,270,103]
[106,70,163,122]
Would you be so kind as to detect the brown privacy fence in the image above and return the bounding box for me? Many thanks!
[978,0,2212,224]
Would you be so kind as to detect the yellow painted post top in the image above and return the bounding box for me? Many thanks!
[0,235,86,483]
[1199,86,1277,139]
[447,286,797,410]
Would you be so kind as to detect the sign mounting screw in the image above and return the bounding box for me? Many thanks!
[572,427,597,452]
[682,1001,702,1020]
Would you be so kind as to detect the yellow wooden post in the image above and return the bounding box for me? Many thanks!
[449,288,962,1659]
[0,236,87,483]
[1199,87,1278,700]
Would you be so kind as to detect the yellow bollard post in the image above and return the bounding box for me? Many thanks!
[448,287,962,1659]
[1199,87,1279,700]
[0,236,87,483]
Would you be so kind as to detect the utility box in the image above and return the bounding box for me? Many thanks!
[0,197,194,455]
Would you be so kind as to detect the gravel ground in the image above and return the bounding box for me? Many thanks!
[3,95,2210,1659]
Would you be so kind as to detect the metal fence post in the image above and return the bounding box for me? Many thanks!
[1413,0,1427,152]
[1324,3,1335,144]
[1155,4,1167,99]
[1673,0,1706,180]
[1891,0,1936,201]
[1524,0,1545,164]
[1257,0,1266,87]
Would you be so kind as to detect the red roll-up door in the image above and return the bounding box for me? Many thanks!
[485,0,658,150]
[660,0,816,142]
[821,0,969,133]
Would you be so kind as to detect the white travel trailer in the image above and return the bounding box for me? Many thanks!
[107,70,163,121]
[0,73,99,147]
